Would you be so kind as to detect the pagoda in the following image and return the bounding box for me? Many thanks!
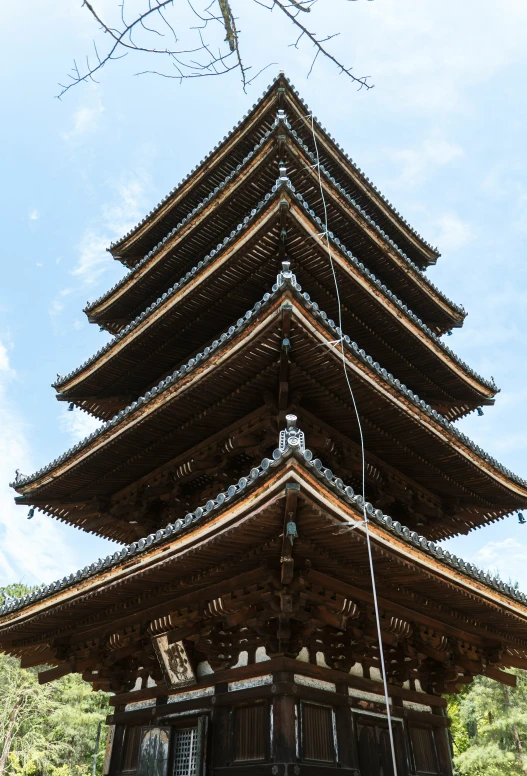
[2,73,527,776]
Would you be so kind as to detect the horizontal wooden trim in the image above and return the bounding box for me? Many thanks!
[212,767,358,776]
[403,708,450,728]
[109,657,446,709]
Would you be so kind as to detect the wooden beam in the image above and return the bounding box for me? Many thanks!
[503,654,527,670]
[20,652,56,669]
[308,568,489,647]
[109,655,447,709]
[278,304,292,413]
[38,664,73,684]
[70,566,271,645]
[483,666,516,687]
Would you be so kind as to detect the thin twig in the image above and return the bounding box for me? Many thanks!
[272,0,373,89]
[58,0,374,97]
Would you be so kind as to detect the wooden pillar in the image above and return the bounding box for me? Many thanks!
[211,681,230,769]
[335,682,359,773]
[107,723,125,776]
[435,708,454,776]
[272,672,297,769]
[102,725,116,776]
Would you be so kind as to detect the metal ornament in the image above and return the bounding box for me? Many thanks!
[279,414,305,453]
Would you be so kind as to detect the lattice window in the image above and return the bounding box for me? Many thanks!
[233,703,267,762]
[301,703,335,763]
[173,727,198,776]
[410,726,439,774]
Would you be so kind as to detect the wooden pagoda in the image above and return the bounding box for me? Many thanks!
[2,73,527,776]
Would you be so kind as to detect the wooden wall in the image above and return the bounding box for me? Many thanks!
[107,671,453,776]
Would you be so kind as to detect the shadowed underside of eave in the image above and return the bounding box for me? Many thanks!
[3,462,527,661]
[16,294,527,542]
[87,134,459,338]
[110,74,438,272]
[57,198,493,424]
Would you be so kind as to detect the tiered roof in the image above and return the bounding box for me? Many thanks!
[5,420,527,620]
[2,422,527,696]
[109,75,439,270]
[3,75,527,701]
[10,75,526,564]
[86,117,459,336]
[14,270,526,545]
[57,182,493,422]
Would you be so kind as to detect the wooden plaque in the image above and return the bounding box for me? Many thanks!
[152,635,197,689]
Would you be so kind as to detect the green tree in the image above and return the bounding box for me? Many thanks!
[0,585,111,776]
[450,672,527,776]
[0,653,55,776]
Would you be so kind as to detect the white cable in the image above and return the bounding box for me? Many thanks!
[306,113,399,775]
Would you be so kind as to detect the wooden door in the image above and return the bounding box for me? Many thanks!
[356,716,407,776]
[137,727,171,776]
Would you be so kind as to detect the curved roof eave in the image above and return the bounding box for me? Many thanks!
[56,184,495,407]
[14,277,525,506]
[110,74,439,269]
[2,426,526,626]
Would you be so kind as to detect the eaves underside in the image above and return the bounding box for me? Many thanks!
[15,286,527,531]
[3,454,527,649]
[58,192,494,420]
[87,133,459,333]
[111,75,438,270]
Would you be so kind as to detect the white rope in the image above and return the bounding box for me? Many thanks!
[306,112,399,775]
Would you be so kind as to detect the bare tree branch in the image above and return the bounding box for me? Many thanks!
[284,0,313,11]
[272,0,373,89]
[58,0,374,98]
[218,0,236,50]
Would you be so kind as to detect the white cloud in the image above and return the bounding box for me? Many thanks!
[47,159,152,326]
[346,0,527,115]
[48,288,74,327]
[0,336,117,588]
[71,229,111,285]
[456,385,527,465]
[472,537,527,587]
[28,209,39,221]
[441,532,527,594]
[0,341,12,373]
[48,299,64,318]
[61,100,104,144]
[59,405,101,443]
[70,174,150,287]
[0,340,80,586]
[390,135,464,188]
[431,213,473,251]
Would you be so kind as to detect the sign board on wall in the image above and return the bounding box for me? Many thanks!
[152,635,197,689]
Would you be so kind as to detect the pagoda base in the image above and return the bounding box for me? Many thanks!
[105,660,453,776]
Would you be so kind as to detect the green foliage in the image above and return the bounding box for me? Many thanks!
[0,653,111,776]
[0,584,42,603]
[0,586,111,776]
[448,689,471,756]
[449,672,527,776]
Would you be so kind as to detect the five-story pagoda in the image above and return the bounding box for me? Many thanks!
[2,74,527,776]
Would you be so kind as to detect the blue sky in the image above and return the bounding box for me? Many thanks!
[1,0,527,589]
